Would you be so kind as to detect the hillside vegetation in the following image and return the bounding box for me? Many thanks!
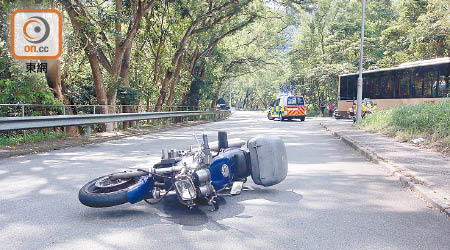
[357,101,450,154]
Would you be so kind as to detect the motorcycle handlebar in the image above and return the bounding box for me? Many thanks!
[110,166,184,180]
[203,139,246,152]
[110,170,148,180]
[152,165,183,175]
[150,139,245,175]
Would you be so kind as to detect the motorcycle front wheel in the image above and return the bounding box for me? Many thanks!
[79,174,140,208]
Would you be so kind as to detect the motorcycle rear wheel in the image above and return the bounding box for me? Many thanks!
[79,174,140,208]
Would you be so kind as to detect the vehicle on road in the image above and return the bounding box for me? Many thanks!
[216,104,230,110]
[79,131,288,211]
[335,57,449,119]
[267,94,307,121]
[215,98,230,110]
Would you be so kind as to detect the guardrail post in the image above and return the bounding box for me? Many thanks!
[136,121,140,130]
[86,125,91,138]
[93,105,96,114]
[21,105,26,138]
[62,105,66,133]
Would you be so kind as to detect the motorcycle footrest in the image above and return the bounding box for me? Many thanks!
[230,181,244,195]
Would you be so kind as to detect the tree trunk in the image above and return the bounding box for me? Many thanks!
[63,0,155,132]
[43,59,80,134]
[86,51,111,131]
[155,71,173,111]
[44,60,64,102]
[64,2,111,131]
[120,45,136,129]
[166,54,184,107]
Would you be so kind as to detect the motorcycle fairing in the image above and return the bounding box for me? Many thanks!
[221,148,251,179]
[127,176,154,204]
[209,157,233,190]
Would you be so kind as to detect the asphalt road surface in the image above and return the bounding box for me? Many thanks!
[1,111,449,250]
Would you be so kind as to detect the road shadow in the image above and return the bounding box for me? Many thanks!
[79,185,303,231]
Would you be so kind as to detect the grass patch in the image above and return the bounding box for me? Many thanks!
[356,100,450,154]
[0,130,71,146]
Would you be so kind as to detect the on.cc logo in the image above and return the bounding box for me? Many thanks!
[11,9,62,59]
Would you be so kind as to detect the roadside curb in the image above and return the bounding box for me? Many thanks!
[0,116,230,159]
[320,122,450,217]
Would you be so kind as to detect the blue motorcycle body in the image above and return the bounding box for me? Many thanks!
[79,133,287,209]
[126,148,248,204]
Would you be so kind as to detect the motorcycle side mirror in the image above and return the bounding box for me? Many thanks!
[162,148,169,159]
[202,134,210,149]
[202,134,212,165]
[218,131,228,150]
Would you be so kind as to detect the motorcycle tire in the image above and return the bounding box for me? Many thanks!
[79,175,140,208]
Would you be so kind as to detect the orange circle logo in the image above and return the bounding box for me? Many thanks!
[22,16,50,43]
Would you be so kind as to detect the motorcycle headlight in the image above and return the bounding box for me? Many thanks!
[174,178,196,201]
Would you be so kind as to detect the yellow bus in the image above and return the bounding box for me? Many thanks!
[335,57,450,119]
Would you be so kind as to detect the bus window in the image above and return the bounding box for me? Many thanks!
[368,76,376,98]
[413,73,423,97]
[393,71,399,98]
[433,79,438,97]
[362,78,370,99]
[376,76,384,98]
[424,71,434,97]
[399,71,410,98]
[339,76,349,100]
[385,76,394,99]
[351,76,357,99]
[438,74,449,97]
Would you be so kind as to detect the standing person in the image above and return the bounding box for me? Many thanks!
[328,103,334,117]
[320,102,326,116]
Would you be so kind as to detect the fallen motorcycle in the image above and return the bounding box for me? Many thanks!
[79,131,288,210]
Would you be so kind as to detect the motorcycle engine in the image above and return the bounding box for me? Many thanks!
[193,169,215,197]
[159,144,216,208]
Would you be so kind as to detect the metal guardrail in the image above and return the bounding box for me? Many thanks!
[0,104,201,117]
[0,111,228,134]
